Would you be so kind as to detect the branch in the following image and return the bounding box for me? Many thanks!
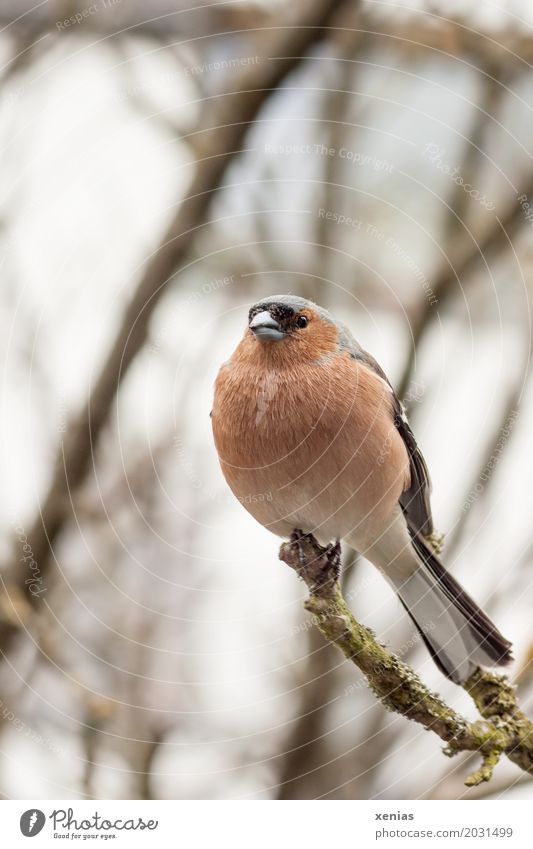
[280,530,533,787]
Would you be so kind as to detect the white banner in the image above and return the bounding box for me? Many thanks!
[0,799,531,848]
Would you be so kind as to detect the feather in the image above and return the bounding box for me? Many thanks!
[353,348,434,536]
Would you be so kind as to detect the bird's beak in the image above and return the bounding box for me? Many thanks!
[249,310,285,341]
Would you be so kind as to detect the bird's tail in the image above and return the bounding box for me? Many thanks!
[389,533,513,684]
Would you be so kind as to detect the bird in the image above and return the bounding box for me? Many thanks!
[211,294,513,683]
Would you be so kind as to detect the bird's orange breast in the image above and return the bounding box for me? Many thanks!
[212,339,410,542]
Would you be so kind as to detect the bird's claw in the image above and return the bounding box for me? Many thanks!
[290,528,312,569]
[281,530,342,596]
[325,539,341,583]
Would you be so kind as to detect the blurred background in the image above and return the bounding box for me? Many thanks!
[0,0,532,801]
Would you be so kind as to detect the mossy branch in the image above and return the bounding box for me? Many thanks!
[279,530,533,787]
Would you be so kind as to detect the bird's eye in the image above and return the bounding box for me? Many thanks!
[295,315,308,329]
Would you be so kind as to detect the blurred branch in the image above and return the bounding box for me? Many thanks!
[314,29,365,297]
[81,697,114,800]
[445,383,524,559]
[396,67,525,401]
[276,627,339,799]
[280,530,533,787]
[397,183,533,401]
[357,16,533,69]
[0,0,353,650]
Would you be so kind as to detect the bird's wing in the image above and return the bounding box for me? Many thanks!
[355,347,434,537]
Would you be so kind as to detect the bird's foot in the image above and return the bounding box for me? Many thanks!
[279,530,341,597]
[326,539,341,583]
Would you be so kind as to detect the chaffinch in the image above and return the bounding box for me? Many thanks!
[211,295,512,683]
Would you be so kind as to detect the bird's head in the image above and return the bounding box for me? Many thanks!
[245,295,346,363]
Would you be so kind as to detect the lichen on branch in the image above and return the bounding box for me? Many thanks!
[279,530,533,787]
